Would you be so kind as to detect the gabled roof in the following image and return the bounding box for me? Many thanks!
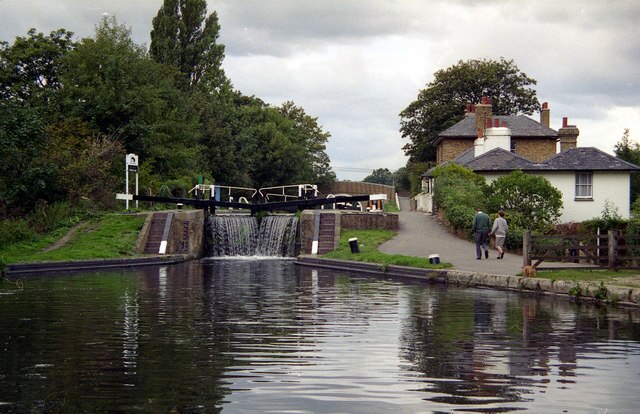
[460,148,536,171]
[422,147,640,177]
[435,115,557,145]
[540,147,640,171]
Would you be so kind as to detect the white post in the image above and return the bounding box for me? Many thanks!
[125,158,129,210]
[125,154,138,210]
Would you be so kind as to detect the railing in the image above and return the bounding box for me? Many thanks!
[258,184,319,201]
[523,230,640,270]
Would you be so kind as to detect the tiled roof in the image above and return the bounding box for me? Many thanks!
[423,147,640,177]
[540,147,640,171]
[437,115,557,141]
[461,148,536,171]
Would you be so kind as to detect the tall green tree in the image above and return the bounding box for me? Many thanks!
[62,16,203,182]
[150,0,228,91]
[614,128,640,207]
[400,58,539,163]
[0,28,75,120]
[363,168,394,186]
[278,101,336,185]
[0,101,54,215]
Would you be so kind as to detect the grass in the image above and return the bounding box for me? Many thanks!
[323,229,453,269]
[534,269,639,284]
[0,214,146,264]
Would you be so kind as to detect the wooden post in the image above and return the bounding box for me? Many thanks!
[608,229,616,270]
[523,230,532,267]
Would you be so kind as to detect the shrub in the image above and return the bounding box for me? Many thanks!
[580,200,627,233]
[487,170,562,233]
[31,201,73,233]
[0,218,37,245]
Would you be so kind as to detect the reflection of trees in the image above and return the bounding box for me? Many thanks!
[399,287,640,409]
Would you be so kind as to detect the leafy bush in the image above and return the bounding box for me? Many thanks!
[0,218,37,245]
[580,200,627,233]
[487,170,562,233]
[432,164,487,237]
[31,201,72,233]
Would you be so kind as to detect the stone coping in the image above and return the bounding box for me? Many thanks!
[295,255,640,308]
[4,255,190,276]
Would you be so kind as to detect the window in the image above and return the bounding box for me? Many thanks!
[575,172,592,199]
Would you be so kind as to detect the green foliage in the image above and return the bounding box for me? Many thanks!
[150,0,229,90]
[364,168,394,186]
[614,128,640,207]
[487,170,562,233]
[407,161,430,196]
[431,164,487,237]
[0,101,55,214]
[592,281,608,301]
[400,58,539,163]
[0,28,75,117]
[580,200,627,233]
[0,218,37,245]
[31,201,73,234]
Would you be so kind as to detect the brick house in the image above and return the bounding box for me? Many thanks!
[416,99,640,222]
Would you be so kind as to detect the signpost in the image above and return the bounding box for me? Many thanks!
[125,153,138,210]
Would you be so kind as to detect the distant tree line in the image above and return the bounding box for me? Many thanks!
[0,0,335,218]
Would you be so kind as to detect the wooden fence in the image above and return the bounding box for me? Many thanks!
[523,230,640,270]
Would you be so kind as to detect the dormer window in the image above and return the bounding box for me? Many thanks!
[575,172,593,200]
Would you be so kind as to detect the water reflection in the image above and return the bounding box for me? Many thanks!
[0,260,639,413]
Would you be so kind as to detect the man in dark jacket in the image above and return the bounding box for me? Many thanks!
[472,207,491,259]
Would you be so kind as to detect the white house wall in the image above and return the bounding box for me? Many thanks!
[479,171,631,223]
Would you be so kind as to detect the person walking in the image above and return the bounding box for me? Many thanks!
[489,210,508,259]
[472,207,491,259]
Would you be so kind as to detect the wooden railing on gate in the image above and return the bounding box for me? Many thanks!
[523,230,640,270]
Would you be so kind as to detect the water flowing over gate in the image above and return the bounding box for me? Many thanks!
[205,215,299,257]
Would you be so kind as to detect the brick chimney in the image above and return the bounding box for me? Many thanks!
[465,102,475,117]
[475,96,492,137]
[557,117,579,152]
[540,102,550,127]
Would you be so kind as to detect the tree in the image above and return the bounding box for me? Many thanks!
[150,0,228,91]
[44,118,124,209]
[400,58,539,163]
[364,168,394,186]
[0,101,53,215]
[278,101,335,185]
[0,28,75,120]
[486,170,562,232]
[62,16,203,182]
[613,128,640,207]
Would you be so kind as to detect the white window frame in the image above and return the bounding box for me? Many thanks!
[575,171,593,200]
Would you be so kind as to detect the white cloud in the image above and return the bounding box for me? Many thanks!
[2,0,640,180]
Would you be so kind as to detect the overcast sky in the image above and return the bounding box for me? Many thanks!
[2,0,640,180]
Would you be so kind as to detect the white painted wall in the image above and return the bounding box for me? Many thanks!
[480,171,631,223]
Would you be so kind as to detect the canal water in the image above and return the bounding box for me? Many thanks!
[1,260,639,413]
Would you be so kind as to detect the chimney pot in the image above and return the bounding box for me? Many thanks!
[494,118,500,128]
[542,102,548,109]
[502,121,507,127]
[562,117,568,128]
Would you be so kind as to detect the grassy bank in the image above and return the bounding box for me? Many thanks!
[323,229,452,269]
[0,214,146,264]
[535,269,640,288]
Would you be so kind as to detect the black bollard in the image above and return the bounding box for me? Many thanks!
[349,237,360,254]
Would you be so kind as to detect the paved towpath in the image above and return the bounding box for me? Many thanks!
[379,198,526,276]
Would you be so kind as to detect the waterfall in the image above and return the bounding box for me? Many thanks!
[206,215,299,257]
